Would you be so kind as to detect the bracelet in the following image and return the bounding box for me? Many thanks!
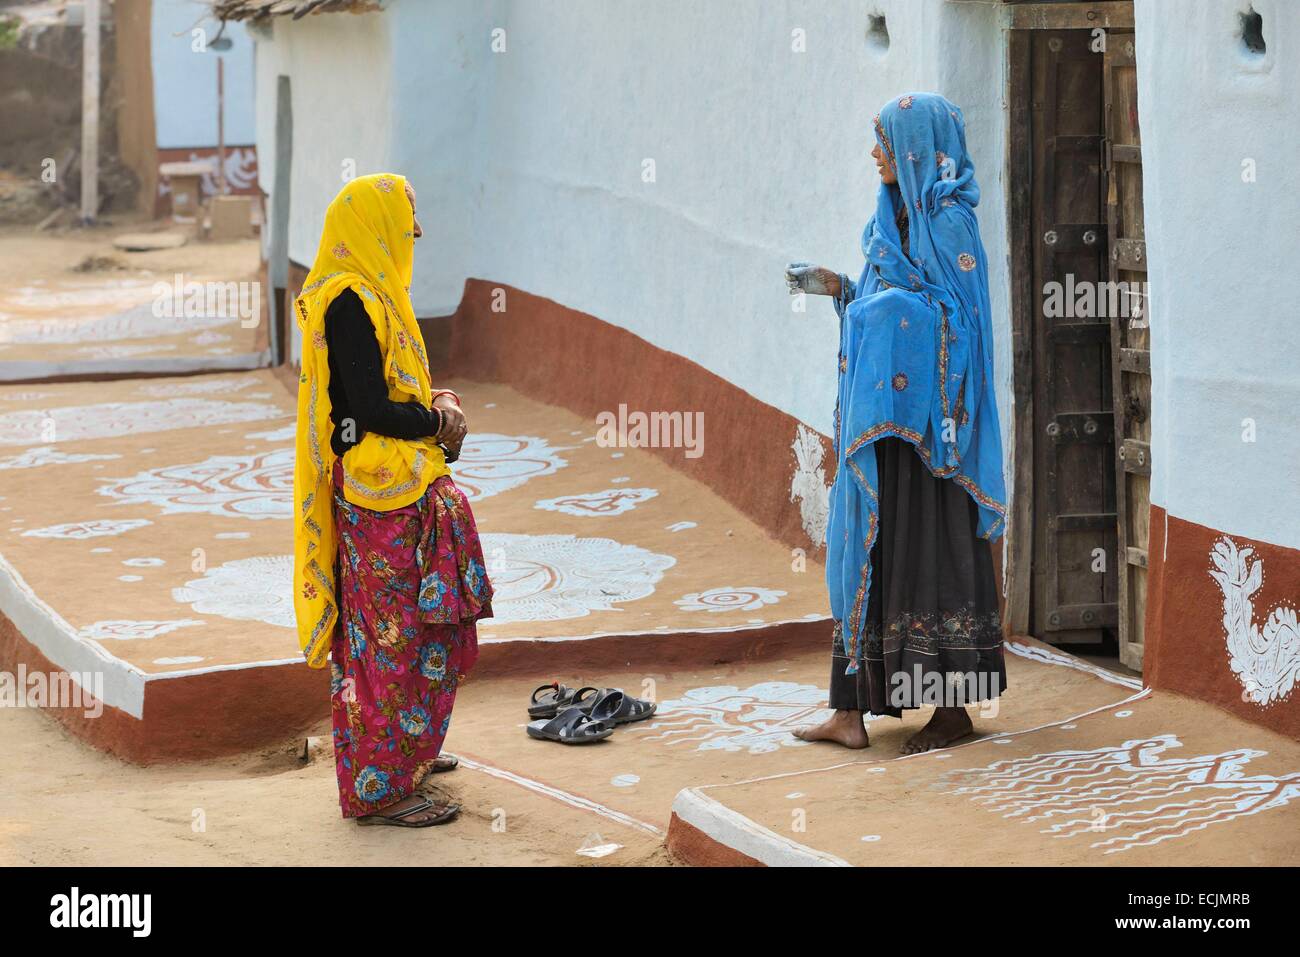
[432,407,444,438]
[431,389,461,407]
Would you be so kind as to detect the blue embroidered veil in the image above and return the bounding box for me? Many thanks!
[827,93,1007,675]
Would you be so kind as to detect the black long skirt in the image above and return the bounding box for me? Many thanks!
[829,437,1006,717]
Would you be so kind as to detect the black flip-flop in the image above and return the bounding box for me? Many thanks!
[528,682,582,719]
[577,687,657,725]
[357,796,460,828]
[525,706,614,744]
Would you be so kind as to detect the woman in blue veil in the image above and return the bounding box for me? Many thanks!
[786,93,1008,753]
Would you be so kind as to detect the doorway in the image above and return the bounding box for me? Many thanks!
[1004,1,1150,672]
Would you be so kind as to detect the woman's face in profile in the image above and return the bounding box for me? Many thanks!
[872,141,897,185]
[404,182,423,239]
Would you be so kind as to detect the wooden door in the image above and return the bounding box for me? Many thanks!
[1104,31,1149,670]
[1028,29,1118,644]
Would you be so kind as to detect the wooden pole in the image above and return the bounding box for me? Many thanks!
[217,55,227,194]
[80,0,101,223]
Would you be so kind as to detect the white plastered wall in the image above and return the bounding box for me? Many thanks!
[1135,0,1300,550]
[254,0,1011,451]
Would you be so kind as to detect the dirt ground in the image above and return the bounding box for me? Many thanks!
[0,695,673,867]
[10,634,1282,868]
[0,222,257,287]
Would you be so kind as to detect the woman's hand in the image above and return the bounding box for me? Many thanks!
[785,262,842,298]
[433,393,467,453]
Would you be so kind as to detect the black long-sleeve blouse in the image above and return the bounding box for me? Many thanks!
[324,288,441,457]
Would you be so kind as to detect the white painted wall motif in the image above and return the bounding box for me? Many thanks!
[790,424,831,547]
[1209,536,1300,706]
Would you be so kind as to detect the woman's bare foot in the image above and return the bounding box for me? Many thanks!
[900,706,973,755]
[793,709,870,749]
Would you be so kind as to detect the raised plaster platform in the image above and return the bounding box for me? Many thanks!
[0,369,828,760]
[659,640,1300,866]
[0,232,267,382]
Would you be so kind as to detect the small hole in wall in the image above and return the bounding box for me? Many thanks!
[1239,6,1265,55]
[866,14,890,54]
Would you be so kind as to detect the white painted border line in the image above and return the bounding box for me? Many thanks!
[1004,639,1145,690]
[478,614,832,644]
[0,349,271,383]
[455,752,664,837]
[671,788,850,867]
[700,687,1155,793]
[10,612,833,688]
[0,549,145,718]
[143,655,305,681]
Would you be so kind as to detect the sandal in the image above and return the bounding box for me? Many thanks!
[571,687,627,724]
[528,682,582,719]
[429,755,458,774]
[526,706,614,744]
[357,796,460,828]
[576,687,657,725]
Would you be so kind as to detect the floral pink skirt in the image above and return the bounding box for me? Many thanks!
[329,460,493,818]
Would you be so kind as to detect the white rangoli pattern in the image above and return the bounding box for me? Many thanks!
[97,449,293,520]
[22,518,152,540]
[173,555,296,629]
[481,532,674,623]
[136,378,256,398]
[624,681,835,754]
[938,734,1300,854]
[76,343,177,359]
[1209,536,1300,706]
[674,586,786,613]
[0,398,287,446]
[79,619,206,641]
[0,392,53,402]
[452,434,569,501]
[245,424,296,442]
[0,301,238,345]
[534,487,658,517]
[0,447,121,471]
[171,535,673,630]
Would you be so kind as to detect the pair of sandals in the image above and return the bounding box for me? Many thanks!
[525,682,657,744]
[356,756,460,828]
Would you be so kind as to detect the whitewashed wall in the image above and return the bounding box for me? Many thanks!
[256,0,1010,445]
[1136,0,1300,550]
[253,11,394,269]
[152,0,256,148]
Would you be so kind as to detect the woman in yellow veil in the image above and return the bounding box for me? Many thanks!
[294,173,492,827]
